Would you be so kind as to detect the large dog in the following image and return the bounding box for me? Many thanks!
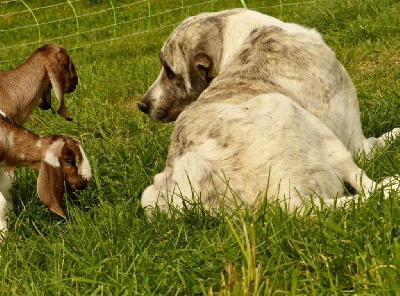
[138,9,398,213]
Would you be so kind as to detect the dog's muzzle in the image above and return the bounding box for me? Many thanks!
[137,99,149,114]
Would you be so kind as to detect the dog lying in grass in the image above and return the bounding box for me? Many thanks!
[138,9,399,213]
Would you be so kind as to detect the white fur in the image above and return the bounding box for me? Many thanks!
[0,170,13,234]
[140,9,399,214]
[140,9,399,156]
[220,10,323,71]
[143,71,165,122]
[44,151,60,168]
[44,141,63,167]
[78,145,92,180]
[142,94,397,213]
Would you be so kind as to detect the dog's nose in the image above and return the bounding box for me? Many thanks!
[137,100,149,113]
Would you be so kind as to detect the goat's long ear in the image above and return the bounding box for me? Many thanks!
[46,52,73,121]
[37,161,66,219]
[37,88,54,113]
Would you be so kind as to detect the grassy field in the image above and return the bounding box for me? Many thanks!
[0,0,400,294]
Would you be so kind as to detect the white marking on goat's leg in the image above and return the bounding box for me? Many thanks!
[0,170,12,203]
[0,170,13,235]
[0,192,9,234]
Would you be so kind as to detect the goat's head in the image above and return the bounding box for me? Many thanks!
[35,44,78,121]
[38,135,91,218]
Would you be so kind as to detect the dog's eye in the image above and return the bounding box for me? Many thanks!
[164,66,176,79]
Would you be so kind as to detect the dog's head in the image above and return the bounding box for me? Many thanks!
[138,12,229,122]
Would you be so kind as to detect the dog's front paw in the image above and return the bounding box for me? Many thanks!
[379,176,400,199]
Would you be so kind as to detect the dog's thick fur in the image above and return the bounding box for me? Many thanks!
[139,9,398,213]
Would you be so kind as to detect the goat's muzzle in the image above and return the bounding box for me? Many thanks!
[72,178,90,191]
[65,176,90,201]
[67,82,77,93]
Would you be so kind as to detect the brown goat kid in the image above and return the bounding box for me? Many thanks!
[0,44,78,124]
[0,110,91,233]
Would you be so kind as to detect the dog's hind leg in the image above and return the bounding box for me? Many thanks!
[323,160,399,208]
[319,153,376,207]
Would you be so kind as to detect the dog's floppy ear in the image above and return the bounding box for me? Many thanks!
[37,161,66,219]
[194,53,213,84]
[46,49,73,121]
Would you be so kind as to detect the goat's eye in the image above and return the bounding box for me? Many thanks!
[63,63,70,70]
[65,158,74,165]
[164,66,176,79]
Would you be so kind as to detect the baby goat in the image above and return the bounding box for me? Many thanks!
[0,44,78,124]
[0,110,91,233]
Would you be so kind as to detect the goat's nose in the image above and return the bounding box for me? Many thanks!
[86,176,92,183]
[137,100,149,113]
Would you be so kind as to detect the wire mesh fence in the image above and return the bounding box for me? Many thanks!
[0,0,323,65]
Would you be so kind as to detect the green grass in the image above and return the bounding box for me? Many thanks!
[0,0,400,294]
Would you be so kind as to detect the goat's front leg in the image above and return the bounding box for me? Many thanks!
[0,170,13,234]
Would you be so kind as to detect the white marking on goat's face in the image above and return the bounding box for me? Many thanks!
[78,144,91,180]
[44,141,63,167]
[60,139,91,191]
[44,151,60,167]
